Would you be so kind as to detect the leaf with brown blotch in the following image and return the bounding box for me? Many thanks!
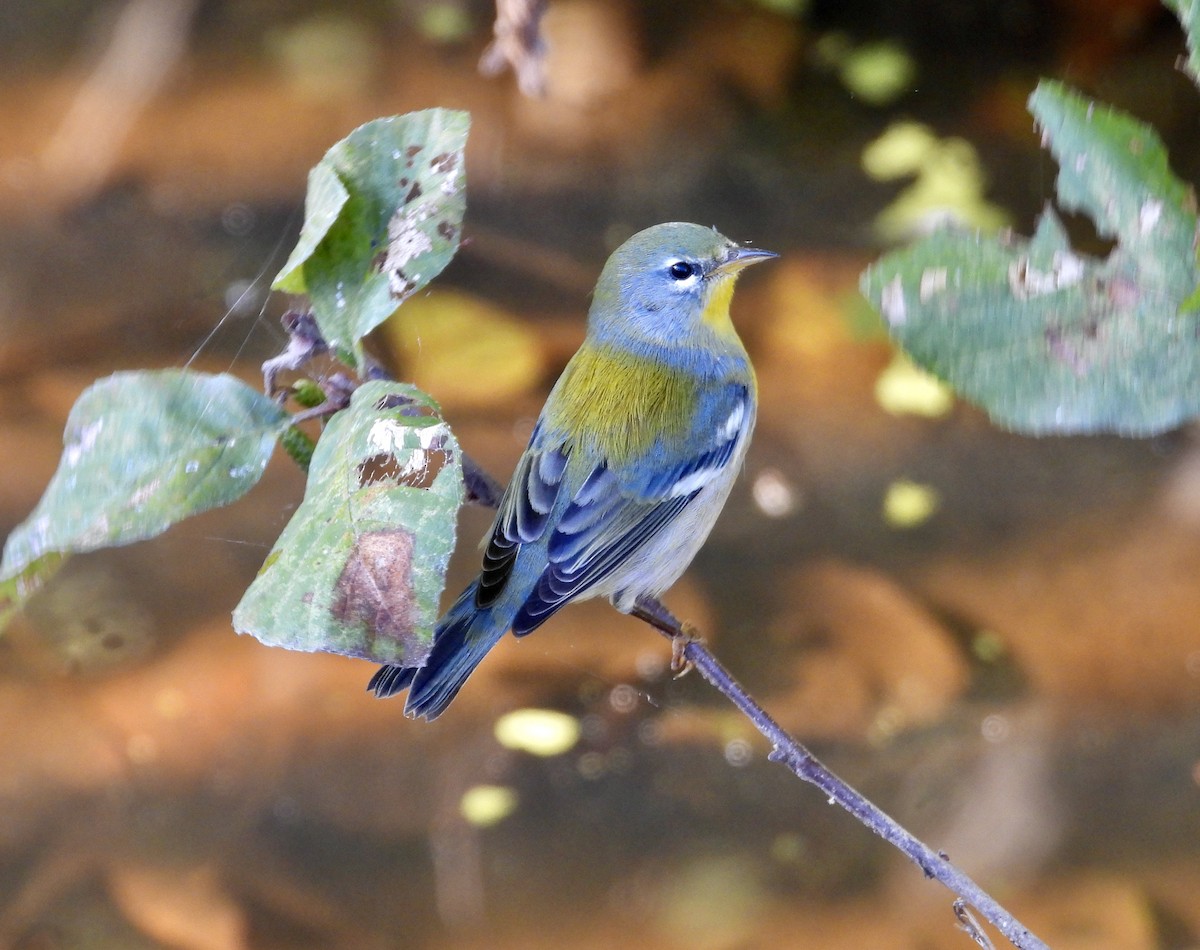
[233,382,462,664]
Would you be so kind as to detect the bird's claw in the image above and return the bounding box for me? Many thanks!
[670,623,703,678]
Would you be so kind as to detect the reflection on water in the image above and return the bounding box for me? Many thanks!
[2,2,1199,947]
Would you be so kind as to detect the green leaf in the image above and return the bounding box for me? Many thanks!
[273,109,469,370]
[273,162,349,295]
[1,371,286,622]
[1164,0,1200,92]
[0,553,66,631]
[1029,81,1196,258]
[232,381,464,664]
[861,80,1200,435]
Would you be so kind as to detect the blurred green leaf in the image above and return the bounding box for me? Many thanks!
[839,40,915,107]
[867,128,1010,240]
[232,381,463,664]
[1164,0,1200,91]
[861,80,1200,435]
[0,552,66,631]
[279,425,317,470]
[0,371,286,624]
[1030,81,1196,258]
[274,110,469,370]
[747,0,809,16]
[380,289,545,409]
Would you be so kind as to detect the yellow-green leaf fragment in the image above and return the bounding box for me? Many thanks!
[494,708,581,756]
[839,41,916,106]
[874,353,954,418]
[460,785,519,827]
[883,479,939,528]
[382,289,544,408]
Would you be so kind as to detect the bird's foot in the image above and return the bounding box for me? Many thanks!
[670,622,703,679]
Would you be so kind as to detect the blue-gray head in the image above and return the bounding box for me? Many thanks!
[588,222,776,345]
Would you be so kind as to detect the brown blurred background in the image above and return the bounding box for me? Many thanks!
[1,1,1199,947]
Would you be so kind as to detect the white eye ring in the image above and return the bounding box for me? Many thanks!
[665,258,700,290]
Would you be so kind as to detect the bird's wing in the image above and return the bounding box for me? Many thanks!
[508,380,753,635]
[476,424,569,609]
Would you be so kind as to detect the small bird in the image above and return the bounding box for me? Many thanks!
[370,222,775,718]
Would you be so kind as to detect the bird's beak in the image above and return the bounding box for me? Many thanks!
[713,245,779,274]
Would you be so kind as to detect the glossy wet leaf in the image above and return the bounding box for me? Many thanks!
[0,371,286,625]
[233,381,463,664]
[861,80,1200,434]
[273,109,469,370]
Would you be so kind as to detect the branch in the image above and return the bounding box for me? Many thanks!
[257,332,1046,947]
[479,0,548,97]
[630,595,1047,950]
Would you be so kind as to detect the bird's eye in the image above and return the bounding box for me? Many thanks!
[668,261,696,281]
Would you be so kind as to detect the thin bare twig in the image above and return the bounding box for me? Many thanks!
[258,337,1049,949]
[479,0,549,97]
[40,0,199,204]
[630,596,1048,950]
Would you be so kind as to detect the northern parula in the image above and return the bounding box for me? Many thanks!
[370,222,775,718]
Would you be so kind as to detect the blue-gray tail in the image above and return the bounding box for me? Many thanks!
[367,583,504,720]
